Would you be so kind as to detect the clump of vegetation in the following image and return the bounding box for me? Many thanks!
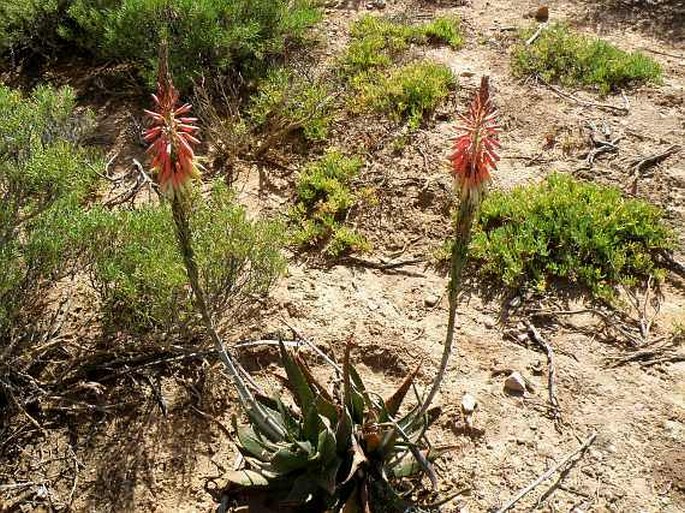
[342,15,459,128]
[249,67,336,143]
[512,23,662,94]
[344,14,463,75]
[71,0,321,87]
[0,84,100,342]
[290,150,369,257]
[213,342,443,513]
[352,61,455,129]
[82,183,285,334]
[1,0,321,88]
[469,173,673,299]
[0,1,63,57]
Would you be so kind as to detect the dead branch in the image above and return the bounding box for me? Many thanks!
[606,335,683,368]
[658,250,685,279]
[527,306,643,347]
[526,22,548,46]
[524,319,562,430]
[338,256,424,271]
[494,432,597,513]
[538,76,629,114]
[630,144,681,193]
[640,48,685,60]
[103,159,159,207]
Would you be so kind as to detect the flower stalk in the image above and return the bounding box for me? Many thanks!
[418,76,500,417]
[146,44,285,440]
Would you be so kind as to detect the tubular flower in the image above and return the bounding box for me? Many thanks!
[449,76,501,201]
[144,60,201,200]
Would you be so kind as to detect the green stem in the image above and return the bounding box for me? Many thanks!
[418,195,478,417]
[171,196,285,440]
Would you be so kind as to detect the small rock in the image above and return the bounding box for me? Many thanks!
[530,359,544,375]
[461,393,478,429]
[524,5,549,22]
[484,317,495,329]
[424,294,440,307]
[504,371,527,394]
[461,393,478,414]
[534,6,549,22]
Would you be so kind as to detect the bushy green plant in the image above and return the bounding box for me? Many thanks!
[0,0,63,56]
[212,342,443,512]
[469,173,673,299]
[344,14,463,75]
[290,150,369,257]
[352,61,455,129]
[512,23,662,94]
[67,0,320,87]
[249,67,335,142]
[83,183,286,333]
[419,16,464,49]
[0,84,100,342]
[0,0,320,87]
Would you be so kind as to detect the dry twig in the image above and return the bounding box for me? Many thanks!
[338,256,424,272]
[494,432,597,513]
[630,144,681,193]
[538,76,629,114]
[524,319,562,430]
[526,23,548,46]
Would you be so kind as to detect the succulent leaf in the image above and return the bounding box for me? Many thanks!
[383,365,420,419]
[223,469,270,487]
[279,341,316,414]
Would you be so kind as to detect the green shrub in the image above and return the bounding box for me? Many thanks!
[344,14,463,75]
[419,16,464,49]
[512,23,662,94]
[65,0,320,88]
[290,150,369,257]
[468,173,673,299]
[0,0,63,56]
[1,0,321,87]
[249,67,335,142]
[352,61,455,128]
[83,183,285,333]
[0,84,100,341]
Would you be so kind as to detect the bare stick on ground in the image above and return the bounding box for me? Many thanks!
[494,432,597,513]
[524,319,562,430]
[630,144,681,193]
[538,76,629,114]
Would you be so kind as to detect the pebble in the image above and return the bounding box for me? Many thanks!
[504,371,527,394]
[461,393,478,414]
[424,294,440,307]
[484,317,495,329]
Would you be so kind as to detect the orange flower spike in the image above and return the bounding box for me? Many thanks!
[144,55,202,200]
[449,76,501,201]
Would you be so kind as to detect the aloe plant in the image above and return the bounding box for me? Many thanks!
[212,342,444,513]
[418,76,500,418]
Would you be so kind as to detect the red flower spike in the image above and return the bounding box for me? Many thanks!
[449,76,500,201]
[144,47,201,200]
